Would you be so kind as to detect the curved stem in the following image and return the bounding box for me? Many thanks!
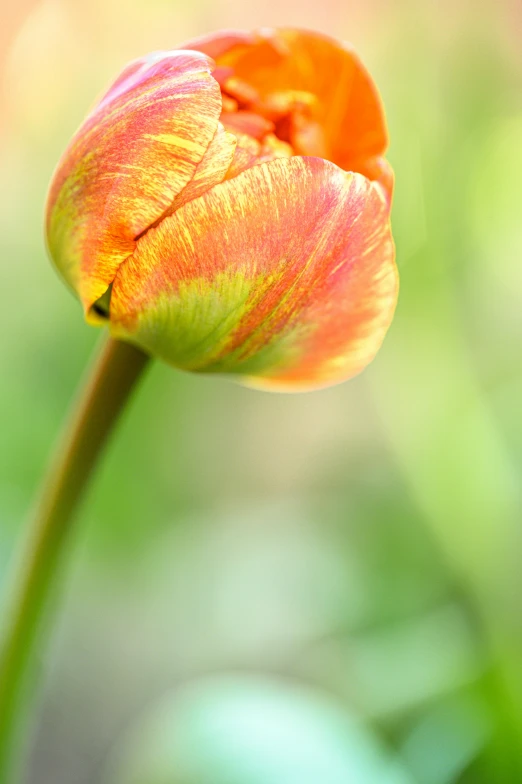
[0,336,150,783]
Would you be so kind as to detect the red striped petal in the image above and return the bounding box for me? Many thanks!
[46,50,222,315]
[109,157,397,391]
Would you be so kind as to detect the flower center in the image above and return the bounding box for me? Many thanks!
[213,67,328,179]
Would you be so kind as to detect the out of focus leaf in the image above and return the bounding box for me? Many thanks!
[105,675,415,784]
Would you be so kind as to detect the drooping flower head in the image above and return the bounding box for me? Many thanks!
[46,28,398,391]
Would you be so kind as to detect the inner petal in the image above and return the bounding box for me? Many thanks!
[215,73,302,180]
[220,111,274,140]
[189,29,392,198]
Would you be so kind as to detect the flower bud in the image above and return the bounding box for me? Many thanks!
[46,28,398,391]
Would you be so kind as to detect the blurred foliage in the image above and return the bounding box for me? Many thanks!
[105,676,415,784]
[1,0,521,782]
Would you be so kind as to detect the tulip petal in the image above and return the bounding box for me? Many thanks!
[109,157,397,391]
[182,31,257,62]
[186,28,390,195]
[162,124,237,215]
[223,132,263,180]
[46,50,222,314]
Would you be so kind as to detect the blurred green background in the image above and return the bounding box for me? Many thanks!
[1,0,522,781]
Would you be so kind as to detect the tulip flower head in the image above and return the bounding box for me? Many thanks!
[46,28,398,391]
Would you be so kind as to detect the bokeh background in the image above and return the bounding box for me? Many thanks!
[1,0,522,781]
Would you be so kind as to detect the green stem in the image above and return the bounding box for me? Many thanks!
[0,336,150,783]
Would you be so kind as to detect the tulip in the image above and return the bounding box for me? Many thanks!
[46,28,398,391]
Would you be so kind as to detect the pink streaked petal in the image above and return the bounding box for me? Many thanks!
[46,51,222,314]
[109,156,397,391]
[161,124,237,216]
[96,49,214,110]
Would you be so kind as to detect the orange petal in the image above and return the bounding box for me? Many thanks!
[159,124,237,216]
[109,157,397,391]
[188,28,390,194]
[222,76,261,107]
[180,30,257,61]
[220,111,274,140]
[46,50,222,315]
[223,132,262,180]
[222,132,293,181]
[350,155,395,204]
[259,134,293,159]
